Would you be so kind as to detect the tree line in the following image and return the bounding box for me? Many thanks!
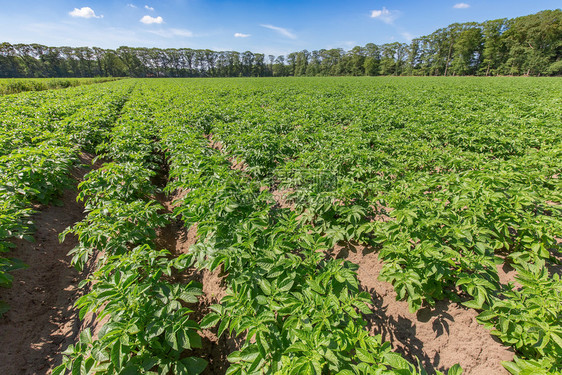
[1,9,560,78]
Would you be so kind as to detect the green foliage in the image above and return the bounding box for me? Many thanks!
[62,199,167,269]
[0,144,75,204]
[4,77,561,372]
[156,76,560,372]
[54,246,206,375]
[0,80,133,315]
[76,162,156,207]
[161,113,448,373]
[0,78,122,95]
[478,260,562,373]
[54,82,208,374]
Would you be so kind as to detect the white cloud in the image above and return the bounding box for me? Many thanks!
[147,28,193,38]
[260,24,296,39]
[234,32,251,38]
[340,41,357,48]
[401,32,414,41]
[7,21,191,49]
[145,5,154,11]
[453,3,470,8]
[140,15,163,24]
[170,28,192,37]
[370,7,399,24]
[127,3,137,8]
[69,7,103,19]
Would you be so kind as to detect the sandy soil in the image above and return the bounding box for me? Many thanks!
[333,242,514,375]
[0,153,100,375]
[261,185,516,375]
[155,186,239,374]
[0,146,540,375]
[189,266,242,375]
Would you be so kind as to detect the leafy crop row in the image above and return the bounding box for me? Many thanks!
[477,260,562,373]
[161,116,458,373]
[55,83,207,375]
[0,81,133,315]
[158,77,560,373]
[3,77,560,373]
[0,77,122,96]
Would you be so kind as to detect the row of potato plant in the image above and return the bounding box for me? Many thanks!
[0,81,134,315]
[4,77,559,373]
[160,117,462,374]
[162,77,561,373]
[54,84,207,375]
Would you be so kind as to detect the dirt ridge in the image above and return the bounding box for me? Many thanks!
[0,153,102,375]
[333,242,514,375]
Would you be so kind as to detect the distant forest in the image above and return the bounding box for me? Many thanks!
[1,9,560,78]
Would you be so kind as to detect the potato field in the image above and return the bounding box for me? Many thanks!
[0,77,561,375]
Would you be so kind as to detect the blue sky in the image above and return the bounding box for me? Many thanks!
[0,0,559,55]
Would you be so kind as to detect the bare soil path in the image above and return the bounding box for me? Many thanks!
[154,187,239,374]
[0,154,99,375]
[334,242,514,375]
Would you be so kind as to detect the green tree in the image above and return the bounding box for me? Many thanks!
[347,46,365,76]
[481,19,509,75]
[294,50,309,76]
[363,43,380,76]
[450,24,483,75]
[503,9,562,76]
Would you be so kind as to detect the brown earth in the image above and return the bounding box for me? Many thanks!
[0,145,540,375]
[265,185,516,375]
[154,188,238,374]
[0,153,101,375]
[189,266,242,375]
[332,242,514,375]
[270,187,296,210]
[0,152,235,375]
